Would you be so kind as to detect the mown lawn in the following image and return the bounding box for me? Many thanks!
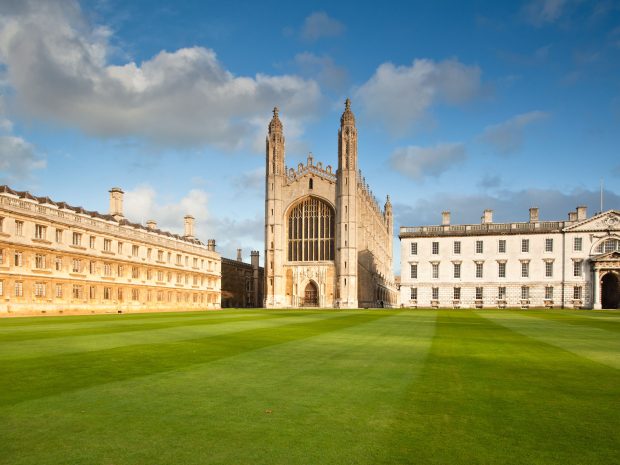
[0,309,618,465]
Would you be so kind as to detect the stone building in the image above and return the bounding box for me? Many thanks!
[0,185,221,315]
[264,99,398,308]
[221,249,264,308]
[399,207,620,309]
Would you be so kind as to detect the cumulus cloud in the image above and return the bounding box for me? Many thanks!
[0,135,46,184]
[0,0,321,150]
[479,111,549,155]
[390,143,466,180]
[355,58,481,134]
[523,0,569,26]
[300,12,345,41]
[395,187,620,228]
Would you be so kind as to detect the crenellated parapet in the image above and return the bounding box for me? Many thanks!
[285,153,337,184]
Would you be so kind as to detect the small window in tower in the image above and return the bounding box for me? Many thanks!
[309,178,313,189]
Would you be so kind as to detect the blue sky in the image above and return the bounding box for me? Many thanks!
[0,0,619,271]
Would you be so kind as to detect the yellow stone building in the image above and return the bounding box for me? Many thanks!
[264,99,398,308]
[0,186,221,315]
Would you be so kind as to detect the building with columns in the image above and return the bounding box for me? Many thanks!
[0,185,221,315]
[264,99,398,308]
[399,207,620,309]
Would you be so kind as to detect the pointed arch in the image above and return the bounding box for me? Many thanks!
[287,196,335,262]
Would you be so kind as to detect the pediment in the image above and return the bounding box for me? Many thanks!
[564,210,620,232]
[591,250,620,262]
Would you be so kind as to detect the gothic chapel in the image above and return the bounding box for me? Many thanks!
[264,99,398,308]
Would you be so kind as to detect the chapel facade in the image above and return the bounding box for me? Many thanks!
[264,99,398,308]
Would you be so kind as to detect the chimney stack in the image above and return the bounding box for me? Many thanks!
[109,187,124,219]
[237,248,243,261]
[251,250,260,268]
[568,211,577,222]
[146,220,157,230]
[442,211,451,226]
[184,215,194,238]
[482,209,493,224]
[576,206,587,221]
[207,239,216,252]
[529,207,539,223]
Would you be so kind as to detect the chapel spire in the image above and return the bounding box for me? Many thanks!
[268,106,283,134]
[340,98,356,127]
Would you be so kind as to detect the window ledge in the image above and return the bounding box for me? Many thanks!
[70,244,86,250]
[32,238,52,245]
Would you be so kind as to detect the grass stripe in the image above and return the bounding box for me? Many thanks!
[0,311,437,465]
[517,310,620,333]
[479,310,620,369]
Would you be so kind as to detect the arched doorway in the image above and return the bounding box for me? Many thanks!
[304,282,318,307]
[601,272,620,309]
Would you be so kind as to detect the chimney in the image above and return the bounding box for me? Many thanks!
[482,209,493,224]
[184,215,194,238]
[568,211,577,222]
[441,211,451,226]
[251,250,260,269]
[237,248,243,261]
[109,187,124,219]
[207,239,216,252]
[576,206,587,221]
[529,207,539,223]
[146,220,157,230]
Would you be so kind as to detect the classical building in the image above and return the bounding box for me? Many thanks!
[264,99,398,308]
[221,249,264,308]
[399,207,620,309]
[0,186,221,315]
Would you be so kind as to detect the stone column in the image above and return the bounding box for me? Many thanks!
[593,268,602,309]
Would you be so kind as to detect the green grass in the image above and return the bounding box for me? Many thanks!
[0,309,618,465]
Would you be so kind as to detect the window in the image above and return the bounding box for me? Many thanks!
[132,267,140,279]
[55,256,62,271]
[117,242,123,254]
[89,261,96,274]
[475,287,483,300]
[545,286,554,300]
[432,287,439,300]
[104,239,112,252]
[132,245,139,257]
[0,280,3,296]
[573,237,582,252]
[545,261,553,277]
[167,252,171,263]
[14,251,23,267]
[55,284,62,298]
[453,241,461,254]
[521,286,530,300]
[432,242,439,255]
[72,232,82,246]
[55,229,63,243]
[410,264,417,279]
[15,220,24,237]
[34,224,46,240]
[90,236,96,249]
[521,262,529,278]
[117,265,123,277]
[0,249,3,265]
[453,263,461,279]
[89,286,96,299]
[147,269,153,280]
[157,270,164,281]
[411,242,417,255]
[287,197,335,262]
[157,290,163,302]
[132,289,139,301]
[453,287,461,300]
[521,239,529,253]
[72,285,83,299]
[595,239,620,254]
[147,248,152,260]
[0,217,3,232]
[14,281,23,297]
[432,263,439,279]
[498,262,506,278]
[573,286,582,299]
[475,262,483,278]
[498,239,506,253]
[573,261,582,277]
[176,254,182,265]
[35,254,46,269]
[71,259,81,273]
[476,240,483,254]
[118,288,123,301]
[104,263,112,276]
[185,256,189,266]
[157,250,164,261]
[103,287,111,300]
[193,257,198,268]
[545,238,553,252]
[33,282,46,297]
[498,287,506,299]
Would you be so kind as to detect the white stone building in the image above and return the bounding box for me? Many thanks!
[399,207,620,309]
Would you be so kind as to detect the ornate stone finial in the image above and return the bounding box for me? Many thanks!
[340,97,355,126]
[273,106,279,117]
[269,106,283,133]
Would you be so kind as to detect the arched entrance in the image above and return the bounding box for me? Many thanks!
[601,272,620,309]
[303,281,318,307]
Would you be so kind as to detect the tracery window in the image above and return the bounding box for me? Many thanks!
[288,197,335,261]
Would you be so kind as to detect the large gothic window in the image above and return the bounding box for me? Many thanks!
[288,197,335,261]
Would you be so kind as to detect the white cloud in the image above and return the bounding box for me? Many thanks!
[0,0,321,150]
[300,12,345,42]
[479,111,549,155]
[390,143,466,180]
[523,0,569,26]
[355,58,481,134]
[294,52,348,92]
[0,135,46,184]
